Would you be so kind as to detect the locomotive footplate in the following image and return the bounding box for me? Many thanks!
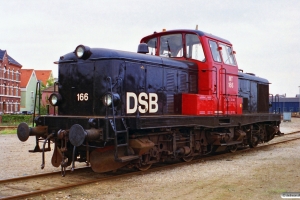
[127,113,281,130]
[35,113,280,133]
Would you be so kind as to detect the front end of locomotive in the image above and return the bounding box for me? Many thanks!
[17,45,142,175]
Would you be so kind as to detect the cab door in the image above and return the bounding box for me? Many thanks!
[208,40,223,114]
[218,43,239,114]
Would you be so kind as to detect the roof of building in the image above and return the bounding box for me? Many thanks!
[270,97,300,103]
[42,85,58,92]
[0,49,22,66]
[35,70,52,86]
[20,69,35,88]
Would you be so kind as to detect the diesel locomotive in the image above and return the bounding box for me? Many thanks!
[17,29,281,175]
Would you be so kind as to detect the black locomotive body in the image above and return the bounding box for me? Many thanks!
[17,29,281,174]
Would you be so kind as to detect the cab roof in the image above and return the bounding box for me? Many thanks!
[140,29,231,45]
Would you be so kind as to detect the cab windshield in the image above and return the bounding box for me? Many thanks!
[185,34,205,62]
[159,34,183,57]
[145,33,205,62]
[147,38,157,55]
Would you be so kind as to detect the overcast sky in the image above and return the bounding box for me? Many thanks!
[1,0,299,96]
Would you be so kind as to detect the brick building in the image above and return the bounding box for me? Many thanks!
[0,49,22,113]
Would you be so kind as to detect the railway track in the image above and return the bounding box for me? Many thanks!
[0,167,125,200]
[1,130,300,200]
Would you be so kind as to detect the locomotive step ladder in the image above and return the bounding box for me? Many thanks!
[106,76,138,162]
[109,118,139,162]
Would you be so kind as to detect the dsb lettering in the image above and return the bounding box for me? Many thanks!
[126,92,158,114]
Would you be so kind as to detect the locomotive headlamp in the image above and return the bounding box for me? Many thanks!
[102,92,120,107]
[76,46,85,58]
[75,45,92,60]
[49,93,62,106]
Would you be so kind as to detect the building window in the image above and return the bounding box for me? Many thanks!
[4,67,6,79]
[4,85,6,95]
[31,91,34,98]
[16,71,19,81]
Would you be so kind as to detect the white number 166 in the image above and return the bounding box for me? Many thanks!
[77,93,88,101]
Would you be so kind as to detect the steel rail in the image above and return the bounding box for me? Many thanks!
[0,167,89,184]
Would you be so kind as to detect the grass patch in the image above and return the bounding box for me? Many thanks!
[0,128,17,135]
[268,188,287,194]
[1,114,32,125]
[0,114,32,135]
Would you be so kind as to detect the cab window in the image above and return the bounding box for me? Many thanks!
[147,38,157,55]
[209,40,221,62]
[159,34,183,57]
[219,44,236,65]
[186,34,205,62]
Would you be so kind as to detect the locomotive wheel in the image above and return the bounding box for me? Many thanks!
[228,144,238,153]
[138,164,152,171]
[181,156,194,162]
[249,136,259,148]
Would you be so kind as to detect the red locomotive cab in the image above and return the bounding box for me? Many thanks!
[202,36,242,115]
[140,29,242,115]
